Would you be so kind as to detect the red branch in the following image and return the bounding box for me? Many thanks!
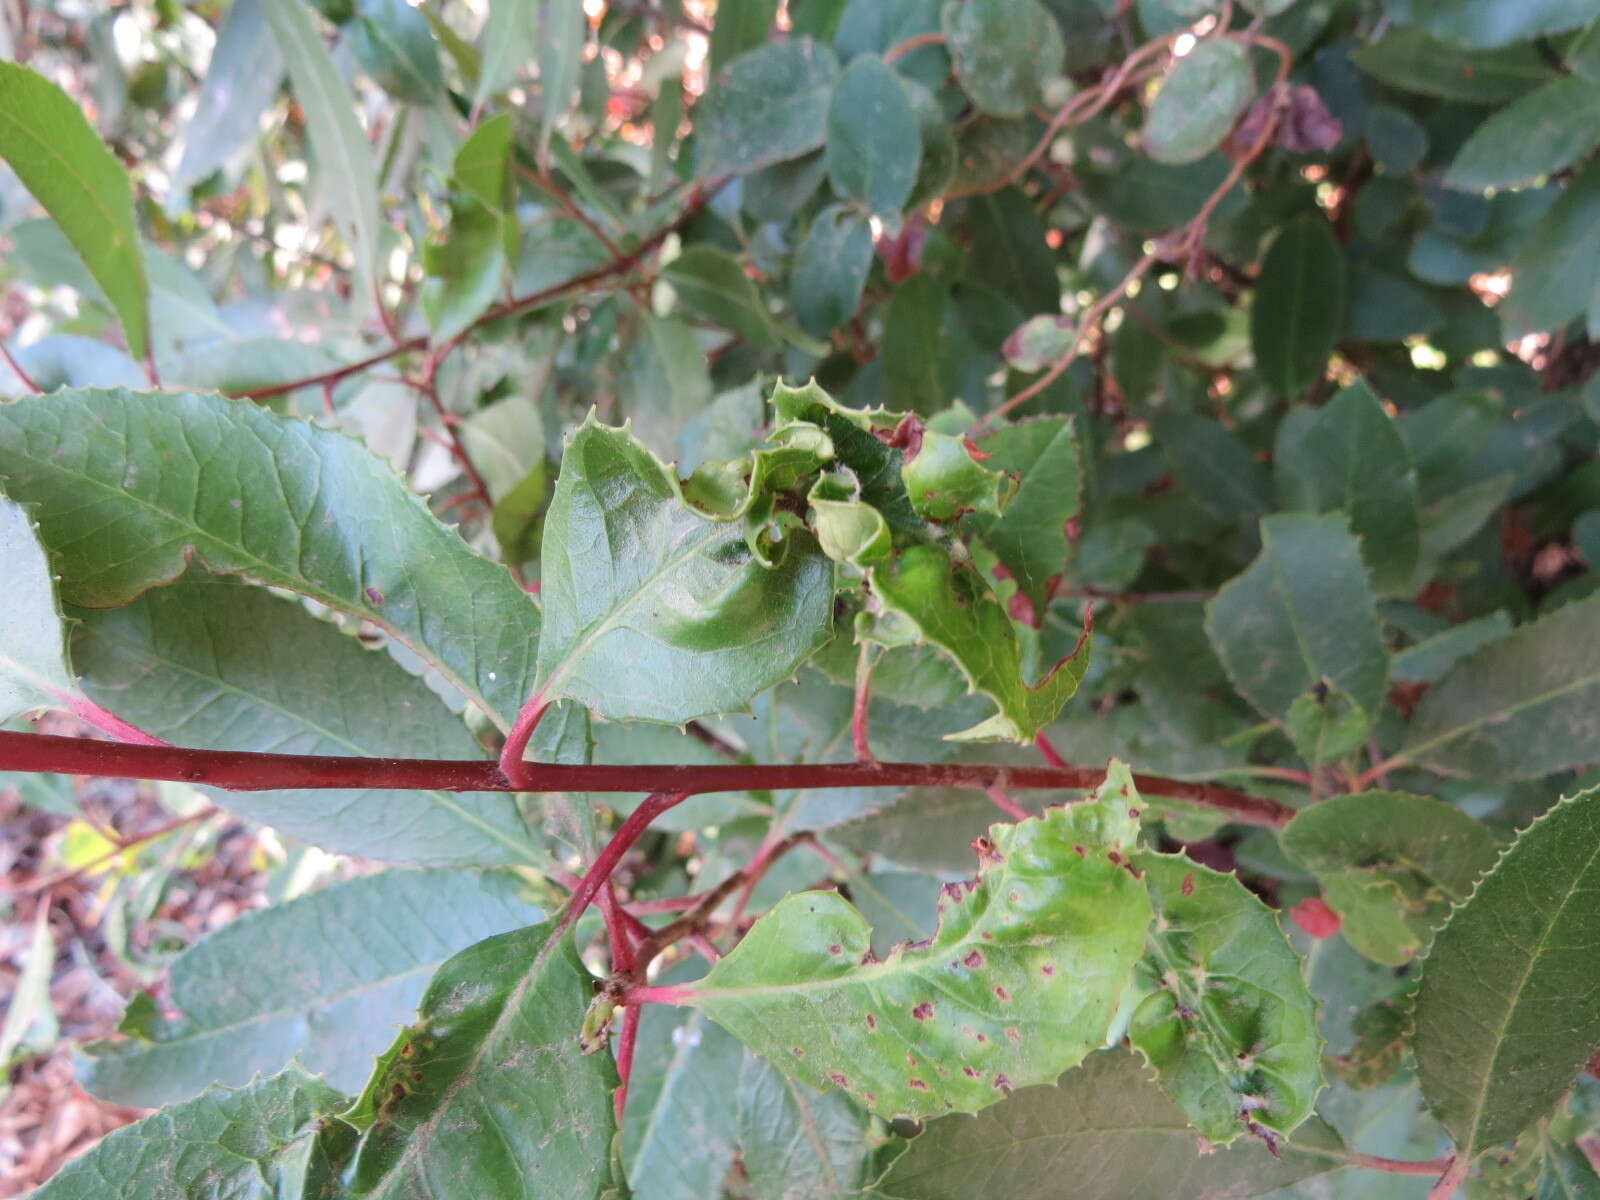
[0,731,1295,828]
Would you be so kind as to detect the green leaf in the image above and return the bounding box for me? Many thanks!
[1446,78,1600,193]
[1205,513,1388,726]
[708,0,780,75]
[345,922,621,1198]
[1391,611,1513,685]
[80,870,545,1107]
[809,470,892,567]
[32,1066,351,1200]
[698,38,841,175]
[0,495,81,725]
[1144,39,1255,165]
[622,309,715,455]
[262,0,382,314]
[1501,157,1600,339]
[172,0,286,193]
[971,417,1080,611]
[941,0,1065,118]
[1152,410,1273,522]
[1250,215,1346,398]
[0,388,540,730]
[869,1049,1347,1200]
[1281,792,1501,967]
[475,0,537,102]
[0,63,149,360]
[965,190,1060,317]
[900,429,1010,522]
[1351,29,1556,104]
[348,0,445,104]
[870,544,1092,742]
[1128,853,1322,1144]
[826,54,921,214]
[72,571,545,866]
[1284,684,1371,767]
[531,417,834,725]
[792,204,874,336]
[539,0,586,156]
[1414,785,1600,1159]
[1400,592,1600,782]
[1409,0,1600,48]
[736,1052,873,1200]
[663,245,780,348]
[676,770,1152,1119]
[1273,380,1421,595]
[422,198,505,341]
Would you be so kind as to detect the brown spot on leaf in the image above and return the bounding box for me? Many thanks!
[1005,1027,1021,1044]
[964,950,984,968]
[829,1072,849,1088]
[994,1074,1012,1091]
[908,1078,928,1090]
[963,1066,979,1078]
[1073,844,1086,856]
[792,1047,804,1057]
[1041,965,1055,977]
[365,587,384,605]
[828,944,843,954]
[994,985,1010,1001]
[912,1002,934,1020]
[865,1013,877,1030]
[1181,872,1196,898]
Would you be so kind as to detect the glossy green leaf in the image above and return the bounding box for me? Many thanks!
[475,0,537,101]
[1205,514,1388,725]
[348,0,445,104]
[1284,684,1370,767]
[699,38,841,175]
[792,204,874,336]
[1281,792,1501,966]
[0,497,81,725]
[0,63,149,360]
[1129,853,1322,1144]
[1501,157,1600,339]
[1414,785,1600,1159]
[1410,0,1600,48]
[965,189,1059,316]
[870,1049,1347,1200]
[1273,380,1421,595]
[540,0,586,156]
[708,0,780,74]
[870,544,1092,742]
[171,0,285,193]
[663,245,780,348]
[1351,29,1555,103]
[678,772,1151,1119]
[1391,611,1513,685]
[345,922,620,1198]
[941,0,1065,118]
[971,417,1080,611]
[900,429,1010,522]
[1446,78,1600,193]
[1152,410,1273,523]
[0,388,540,730]
[1400,592,1600,782]
[531,417,834,725]
[809,470,892,567]
[1251,215,1346,398]
[827,54,921,214]
[80,870,545,1107]
[1144,39,1255,165]
[32,1067,351,1200]
[736,1052,873,1200]
[422,198,504,341]
[73,571,545,866]
[262,0,382,313]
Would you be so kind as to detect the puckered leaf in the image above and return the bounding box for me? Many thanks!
[0,387,540,728]
[344,922,620,1198]
[0,496,82,725]
[870,544,1092,742]
[971,417,1080,611]
[1400,591,1600,782]
[80,870,545,1108]
[1281,792,1500,966]
[1413,785,1600,1160]
[531,416,834,725]
[671,767,1152,1119]
[1129,853,1323,1145]
[869,1049,1347,1200]
[32,1066,352,1200]
[899,430,1011,522]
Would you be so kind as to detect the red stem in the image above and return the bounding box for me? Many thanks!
[0,732,1296,828]
[64,697,172,748]
[1035,731,1069,768]
[498,694,549,790]
[985,785,1031,822]
[555,791,689,938]
[613,1003,642,1124]
[851,643,874,762]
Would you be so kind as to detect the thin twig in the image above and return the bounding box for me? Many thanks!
[852,642,875,763]
[12,806,218,895]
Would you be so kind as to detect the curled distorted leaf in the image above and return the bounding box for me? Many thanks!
[809,470,892,567]
[666,766,1152,1119]
[899,429,1011,522]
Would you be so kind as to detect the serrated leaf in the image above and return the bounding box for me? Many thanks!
[672,770,1152,1119]
[1446,78,1600,193]
[698,38,841,175]
[171,0,285,194]
[1144,39,1255,165]
[869,1048,1347,1200]
[940,0,1064,118]
[826,54,921,214]
[792,204,874,337]
[80,870,545,1108]
[1400,592,1600,782]
[1351,29,1555,103]
[1273,380,1421,596]
[262,0,382,315]
[971,417,1080,612]
[1391,612,1513,685]
[1414,786,1600,1159]
[736,1051,873,1200]
[1206,513,1387,727]
[1282,792,1501,967]
[1501,157,1600,339]
[0,63,149,360]
[1284,684,1370,767]
[0,388,540,730]
[0,495,82,725]
[1129,853,1322,1144]
[1251,215,1346,398]
[900,430,1009,522]
[663,245,780,349]
[1152,410,1273,522]
[345,922,620,1197]
[530,417,833,725]
[32,1066,351,1200]
[870,544,1092,742]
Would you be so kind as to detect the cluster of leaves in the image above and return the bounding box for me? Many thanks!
[4,0,1600,1196]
